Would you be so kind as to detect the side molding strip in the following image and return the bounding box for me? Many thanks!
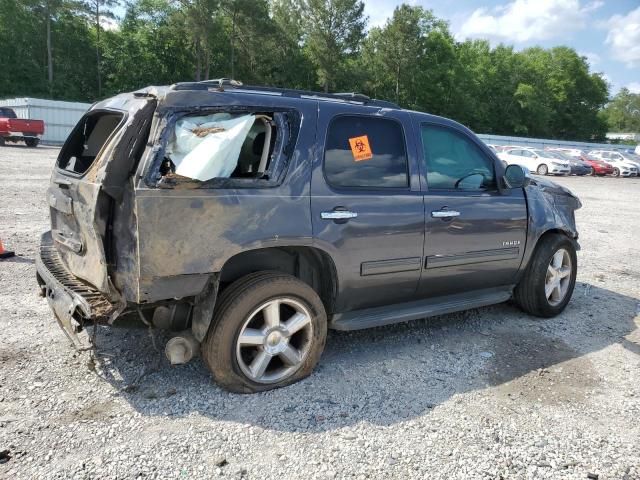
[426,247,520,269]
[360,257,422,276]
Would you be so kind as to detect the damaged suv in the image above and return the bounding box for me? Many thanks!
[36,80,581,393]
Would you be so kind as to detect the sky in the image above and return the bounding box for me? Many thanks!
[363,0,640,94]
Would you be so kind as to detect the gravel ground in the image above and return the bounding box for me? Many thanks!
[1,145,639,480]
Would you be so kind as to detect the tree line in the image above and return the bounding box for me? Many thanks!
[1,0,638,140]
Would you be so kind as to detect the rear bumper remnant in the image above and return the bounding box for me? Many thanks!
[36,231,123,348]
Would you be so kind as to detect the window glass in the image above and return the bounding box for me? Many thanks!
[324,116,408,188]
[0,108,16,118]
[421,124,496,190]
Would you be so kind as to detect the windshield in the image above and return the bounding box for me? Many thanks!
[550,151,573,161]
[532,149,554,158]
[0,107,17,118]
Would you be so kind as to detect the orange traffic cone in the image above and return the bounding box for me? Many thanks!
[0,238,15,259]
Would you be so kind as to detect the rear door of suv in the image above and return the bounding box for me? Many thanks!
[414,118,527,298]
[48,98,155,294]
[311,105,424,312]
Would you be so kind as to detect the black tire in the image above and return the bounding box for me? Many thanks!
[0,137,5,146]
[25,138,39,148]
[536,164,548,175]
[612,167,620,177]
[514,234,577,318]
[202,271,327,393]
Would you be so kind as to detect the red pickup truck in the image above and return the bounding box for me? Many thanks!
[0,107,45,147]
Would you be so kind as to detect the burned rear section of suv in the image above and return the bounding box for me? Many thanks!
[36,84,312,355]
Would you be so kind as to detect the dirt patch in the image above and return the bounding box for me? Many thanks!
[0,347,33,370]
[483,330,599,404]
[56,400,118,424]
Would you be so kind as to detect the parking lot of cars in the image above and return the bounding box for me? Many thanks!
[489,144,640,178]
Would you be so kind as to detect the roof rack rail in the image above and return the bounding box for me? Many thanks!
[170,80,400,109]
[333,92,370,102]
[171,78,243,91]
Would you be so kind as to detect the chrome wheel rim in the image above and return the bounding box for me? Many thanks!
[537,164,548,175]
[235,298,313,384]
[545,248,572,306]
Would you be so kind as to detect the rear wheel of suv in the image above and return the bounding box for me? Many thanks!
[514,234,577,318]
[202,272,327,393]
[536,164,548,175]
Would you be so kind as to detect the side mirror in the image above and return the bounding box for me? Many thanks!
[503,164,531,189]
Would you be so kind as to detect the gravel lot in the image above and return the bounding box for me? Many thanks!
[1,145,639,480]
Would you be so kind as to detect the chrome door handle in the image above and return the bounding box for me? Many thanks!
[321,210,358,220]
[431,210,460,218]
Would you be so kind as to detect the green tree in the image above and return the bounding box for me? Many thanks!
[78,0,120,97]
[601,88,640,133]
[300,0,366,92]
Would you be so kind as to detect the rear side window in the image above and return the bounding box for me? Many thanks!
[421,124,496,191]
[58,111,124,174]
[324,115,408,188]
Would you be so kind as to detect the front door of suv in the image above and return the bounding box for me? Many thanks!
[311,108,424,313]
[415,121,527,299]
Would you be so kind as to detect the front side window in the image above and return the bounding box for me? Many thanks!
[324,116,408,188]
[421,124,496,191]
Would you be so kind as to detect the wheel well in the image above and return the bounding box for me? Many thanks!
[538,228,570,242]
[219,247,337,314]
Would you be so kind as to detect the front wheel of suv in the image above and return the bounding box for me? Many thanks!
[514,234,577,318]
[202,272,327,393]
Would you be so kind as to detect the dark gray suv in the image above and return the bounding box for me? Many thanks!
[36,80,581,392]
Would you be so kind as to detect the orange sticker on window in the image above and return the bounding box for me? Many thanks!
[349,135,373,162]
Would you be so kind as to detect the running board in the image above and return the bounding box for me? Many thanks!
[330,286,513,331]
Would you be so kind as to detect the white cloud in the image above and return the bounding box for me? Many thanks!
[606,6,640,68]
[458,0,603,43]
[626,82,640,94]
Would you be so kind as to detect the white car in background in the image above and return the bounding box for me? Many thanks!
[587,150,638,177]
[498,147,571,176]
[547,147,584,158]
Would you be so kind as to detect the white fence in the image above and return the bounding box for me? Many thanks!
[0,97,91,145]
